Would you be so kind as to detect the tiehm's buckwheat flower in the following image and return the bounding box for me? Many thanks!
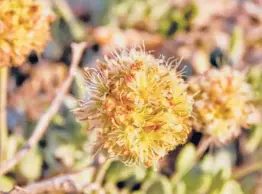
[74,47,193,167]
[0,0,53,67]
[188,66,259,144]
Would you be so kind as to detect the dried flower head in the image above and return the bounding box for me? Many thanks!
[0,0,53,67]
[189,66,258,144]
[75,47,193,167]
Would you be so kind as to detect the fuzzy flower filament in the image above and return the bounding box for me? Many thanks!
[75,47,193,167]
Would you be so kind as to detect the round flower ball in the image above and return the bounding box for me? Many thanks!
[188,66,259,144]
[75,47,193,167]
[0,0,53,67]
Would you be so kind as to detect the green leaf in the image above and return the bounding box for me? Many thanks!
[173,181,186,194]
[229,26,244,64]
[6,135,24,160]
[17,147,43,182]
[200,154,214,173]
[133,191,146,194]
[213,148,234,179]
[175,143,196,176]
[73,70,86,99]
[208,170,226,194]
[220,180,244,194]
[52,114,65,126]
[183,2,198,23]
[201,147,235,179]
[0,176,14,192]
[144,176,172,194]
[239,175,257,194]
[105,161,145,183]
[183,166,212,193]
[73,167,95,188]
[247,66,262,103]
[103,183,120,194]
[246,124,262,152]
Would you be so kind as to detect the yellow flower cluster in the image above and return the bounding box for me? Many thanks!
[0,0,53,67]
[75,47,193,167]
[189,66,258,144]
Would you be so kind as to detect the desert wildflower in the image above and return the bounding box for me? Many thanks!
[75,47,193,167]
[189,66,258,144]
[0,0,53,67]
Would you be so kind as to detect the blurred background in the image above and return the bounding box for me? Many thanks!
[1,0,262,193]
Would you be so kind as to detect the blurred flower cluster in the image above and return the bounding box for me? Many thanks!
[189,66,258,144]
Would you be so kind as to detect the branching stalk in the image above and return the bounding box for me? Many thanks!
[0,67,8,162]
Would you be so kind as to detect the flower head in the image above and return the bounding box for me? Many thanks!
[0,0,53,67]
[189,66,258,144]
[75,47,193,167]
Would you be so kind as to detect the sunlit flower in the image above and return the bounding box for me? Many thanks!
[75,47,193,167]
[0,0,53,67]
[189,66,259,144]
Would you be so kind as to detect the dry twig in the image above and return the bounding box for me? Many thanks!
[21,156,109,194]
[0,42,87,176]
[23,167,95,194]
[0,67,8,162]
[196,136,213,159]
[0,186,30,194]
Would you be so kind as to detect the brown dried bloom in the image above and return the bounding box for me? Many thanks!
[0,0,53,67]
[188,66,259,144]
[75,47,193,167]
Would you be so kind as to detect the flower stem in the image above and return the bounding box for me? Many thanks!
[233,161,262,180]
[0,67,8,162]
[196,136,212,159]
[95,159,114,185]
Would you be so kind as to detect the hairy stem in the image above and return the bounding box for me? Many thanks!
[0,67,8,162]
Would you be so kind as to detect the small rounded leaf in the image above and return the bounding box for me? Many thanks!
[221,180,244,194]
[17,147,43,181]
[176,143,196,176]
[144,176,172,194]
